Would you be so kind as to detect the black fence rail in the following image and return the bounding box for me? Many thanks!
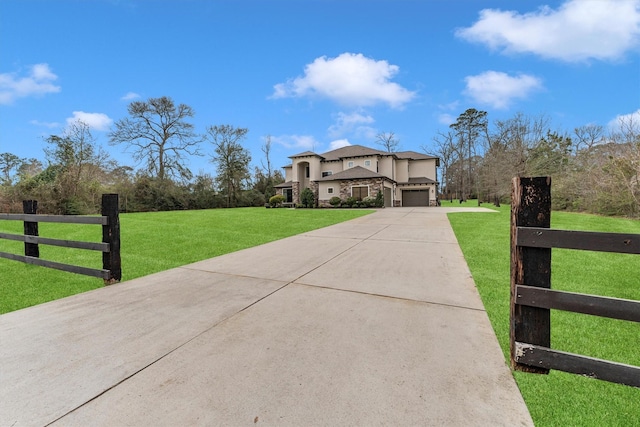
[0,194,121,284]
[510,177,640,388]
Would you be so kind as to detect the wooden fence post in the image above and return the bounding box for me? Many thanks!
[23,200,39,258]
[510,177,552,373]
[102,194,121,284]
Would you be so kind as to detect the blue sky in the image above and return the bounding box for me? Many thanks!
[1,0,639,176]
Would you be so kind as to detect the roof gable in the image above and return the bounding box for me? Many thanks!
[289,151,322,159]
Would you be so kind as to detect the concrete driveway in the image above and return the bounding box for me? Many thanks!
[0,207,533,426]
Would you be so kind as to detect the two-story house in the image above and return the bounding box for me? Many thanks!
[275,145,439,207]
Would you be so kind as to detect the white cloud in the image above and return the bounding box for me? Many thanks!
[30,120,60,129]
[463,71,543,109]
[272,52,415,108]
[271,134,319,151]
[436,101,460,125]
[456,0,640,62]
[121,92,140,101]
[0,63,61,105]
[66,111,113,131]
[438,101,460,112]
[608,109,640,130]
[328,111,375,138]
[329,139,351,150]
[437,113,456,126]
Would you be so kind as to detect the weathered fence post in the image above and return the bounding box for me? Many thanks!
[102,194,121,285]
[23,200,39,258]
[510,177,551,373]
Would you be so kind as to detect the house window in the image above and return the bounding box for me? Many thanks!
[305,166,310,178]
[328,187,334,194]
[322,171,333,177]
[284,188,293,203]
[351,186,369,201]
[364,160,371,167]
[348,161,354,168]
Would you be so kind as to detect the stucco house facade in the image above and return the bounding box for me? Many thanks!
[275,145,440,207]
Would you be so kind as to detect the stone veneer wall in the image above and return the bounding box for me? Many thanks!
[317,178,384,208]
[292,182,300,205]
[309,181,319,207]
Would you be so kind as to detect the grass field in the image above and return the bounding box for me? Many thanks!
[0,207,372,314]
[445,200,640,426]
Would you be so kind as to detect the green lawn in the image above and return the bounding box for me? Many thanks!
[3,202,638,424]
[0,207,372,314]
[447,202,640,426]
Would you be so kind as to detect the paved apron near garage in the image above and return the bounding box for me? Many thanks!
[0,207,534,426]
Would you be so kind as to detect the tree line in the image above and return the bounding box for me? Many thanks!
[2,97,638,217]
[428,108,640,217]
[0,96,284,214]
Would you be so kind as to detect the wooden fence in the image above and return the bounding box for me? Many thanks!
[510,177,640,388]
[0,194,121,284]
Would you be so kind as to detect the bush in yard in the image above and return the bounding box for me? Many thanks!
[375,191,384,207]
[299,187,315,208]
[344,196,356,207]
[238,189,266,207]
[361,196,376,208]
[329,196,341,207]
[269,194,285,207]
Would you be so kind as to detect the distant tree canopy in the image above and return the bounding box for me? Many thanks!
[205,124,251,208]
[0,153,23,186]
[430,110,640,217]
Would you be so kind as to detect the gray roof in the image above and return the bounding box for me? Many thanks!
[289,151,321,158]
[316,166,393,182]
[319,145,439,163]
[274,181,293,188]
[394,151,439,161]
[320,145,387,161]
[401,177,437,185]
[287,145,440,164]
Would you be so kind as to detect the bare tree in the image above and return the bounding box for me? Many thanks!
[45,120,112,198]
[375,131,400,152]
[605,116,640,215]
[109,96,201,181]
[259,135,276,199]
[261,135,273,178]
[574,124,604,152]
[0,153,24,186]
[206,125,251,208]
[30,120,116,213]
[425,130,457,201]
[490,112,549,178]
[16,158,42,180]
